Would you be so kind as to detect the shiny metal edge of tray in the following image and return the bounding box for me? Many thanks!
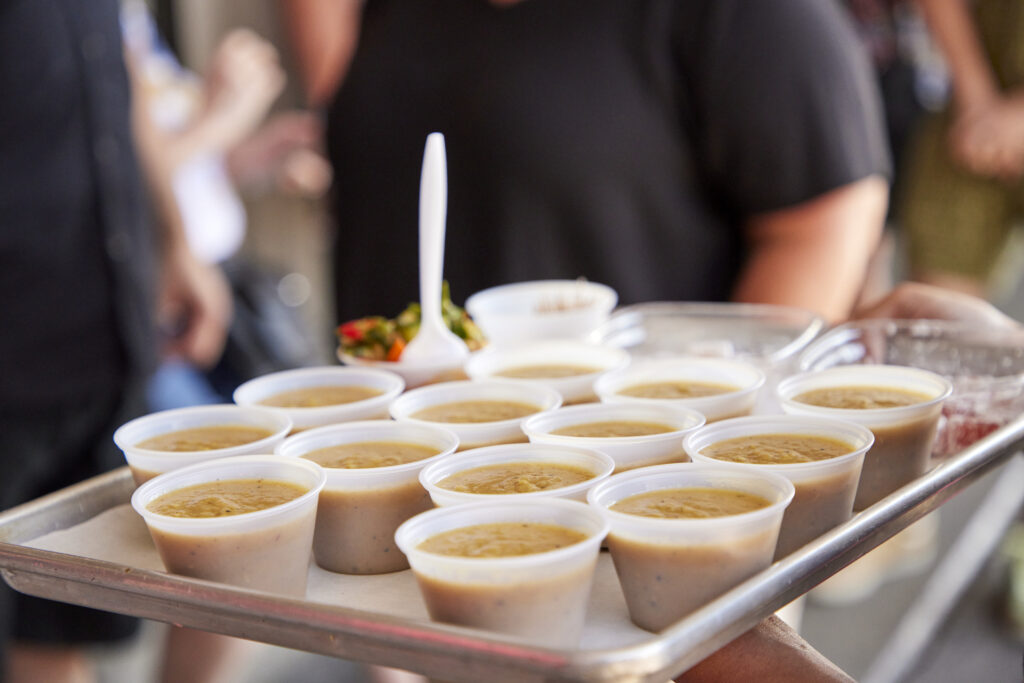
[1,415,1023,683]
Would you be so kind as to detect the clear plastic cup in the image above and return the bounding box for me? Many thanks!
[521,403,705,472]
[275,421,459,574]
[233,366,405,432]
[594,356,765,422]
[419,443,615,506]
[587,464,794,631]
[114,405,293,486]
[465,279,618,347]
[777,365,953,510]
[394,498,609,647]
[131,455,325,597]
[684,416,874,559]
[464,341,630,404]
[389,380,562,450]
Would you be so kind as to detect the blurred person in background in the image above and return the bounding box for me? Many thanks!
[122,6,331,681]
[0,1,230,682]
[123,0,331,412]
[901,0,1024,300]
[281,0,891,328]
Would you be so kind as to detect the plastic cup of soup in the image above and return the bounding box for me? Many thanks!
[233,366,405,432]
[114,405,293,486]
[464,341,630,404]
[594,357,765,422]
[684,416,874,559]
[777,365,952,510]
[587,464,794,631]
[521,403,705,473]
[464,279,618,347]
[275,421,459,574]
[419,443,615,506]
[131,454,325,597]
[389,380,562,450]
[394,498,608,648]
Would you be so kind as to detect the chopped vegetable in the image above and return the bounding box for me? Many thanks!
[337,282,486,361]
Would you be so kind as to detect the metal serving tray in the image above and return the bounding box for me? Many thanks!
[2,416,1023,682]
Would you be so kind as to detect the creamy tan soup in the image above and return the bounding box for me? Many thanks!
[618,380,739,399]
[136,425,274,452]
[418,522,587,557]
[302,441,440,469]
[146,479,307,518]
[551,420,675,438]
[610,487,771,519]
[258,384,382,408]
[793,385,931,410]
[411,400,541,423]
[494,364,601,379]
[700,434,854,465]
[437,462,595,494]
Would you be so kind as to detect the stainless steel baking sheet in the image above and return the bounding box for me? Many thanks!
[1,415,1022,682]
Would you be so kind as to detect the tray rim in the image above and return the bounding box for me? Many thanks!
[2,415,1023,682]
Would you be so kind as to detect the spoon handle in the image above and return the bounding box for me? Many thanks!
[419,132,448,329]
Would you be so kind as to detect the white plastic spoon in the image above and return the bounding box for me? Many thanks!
[400,132,470,364]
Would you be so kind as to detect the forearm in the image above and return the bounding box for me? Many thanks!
[732,176,887,323]
[916,0,998,114]
[279,0,363,108]
[676,616,853,683]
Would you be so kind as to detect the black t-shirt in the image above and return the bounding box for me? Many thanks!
[0,0,156,407]
[326,0,890,323]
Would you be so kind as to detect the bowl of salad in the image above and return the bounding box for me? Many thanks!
[337,283,487,388]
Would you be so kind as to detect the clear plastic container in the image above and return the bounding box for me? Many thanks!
[389,380,562,450]
[465,279,618,347]
[798,319,1024,457]
[777,364,952,509]
[684,415,874,559]
[275,421,459,574]
[233,366,405,432]
[464,341,630,404]
[587,463,793,631]
[521,403,704,472]
[131,455,325,597]
[114,405,293,485]
[394,498,609,647]
[419,443,615,506]
[594,356,765,422]
[590,302,825,414]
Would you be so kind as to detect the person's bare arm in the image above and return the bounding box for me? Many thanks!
[676,615,854,682]
[279,0,363,108]
[917,0,997,115]
[731,176,887,323]
[128,53,232,368]
[916,0,1024,179]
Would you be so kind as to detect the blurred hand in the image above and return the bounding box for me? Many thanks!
[949,95,1024,181]
[854,282,1020,330]
[226,110,332,197]
[157,245,233,368]
[201,28,286,153]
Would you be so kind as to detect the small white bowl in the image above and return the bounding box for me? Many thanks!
[389,380,562,450]
[465,280,617,347]
[522,402,705,472]
[233,366,405,431]
[464,341,630,404]
[419,443,615,505]
[595,357,765,422]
